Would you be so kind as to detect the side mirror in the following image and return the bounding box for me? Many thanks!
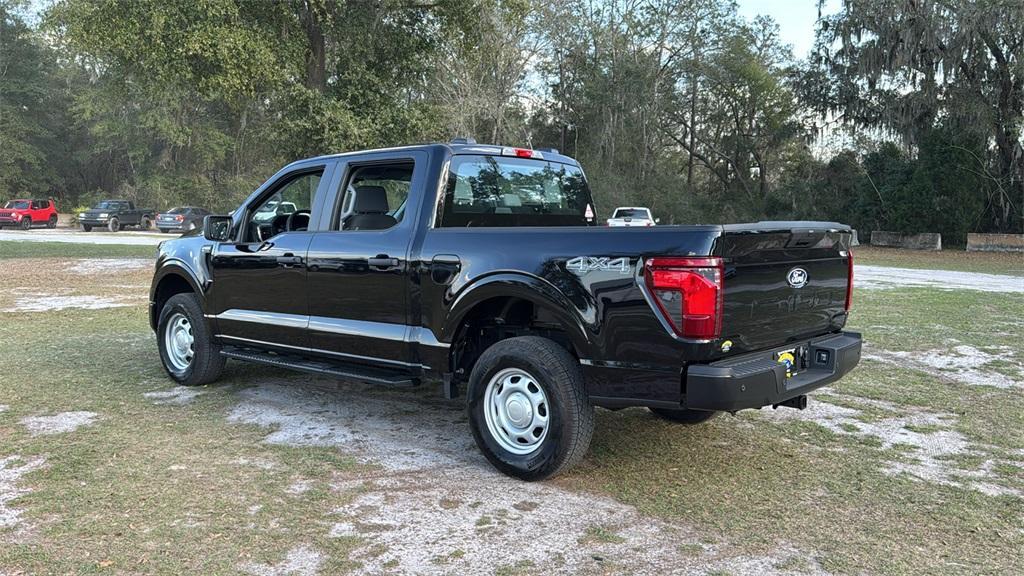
[655,218,661,224]
[204,215,233,242]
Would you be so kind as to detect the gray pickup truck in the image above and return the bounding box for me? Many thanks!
[79,200,155,232]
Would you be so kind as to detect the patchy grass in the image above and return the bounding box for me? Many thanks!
[855,246,1024,276]
[0,306,370,574]
[556,284,1024,575]
[0,240,157,259]
[2,234,1022,575]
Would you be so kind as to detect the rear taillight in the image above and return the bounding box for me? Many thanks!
[644,257,724,340]
[845,250,854,311]
[176,214,184,222]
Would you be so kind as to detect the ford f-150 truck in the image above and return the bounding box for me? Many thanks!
[149,141,860,480]
[79,200,155,232]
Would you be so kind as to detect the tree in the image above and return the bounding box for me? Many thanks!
[0,0,64,198]
[808,0,1024,233]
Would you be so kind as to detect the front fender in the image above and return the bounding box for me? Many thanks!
[149,255,209,331]
[442,272,595,359]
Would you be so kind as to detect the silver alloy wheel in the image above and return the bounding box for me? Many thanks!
[164,312,195,372]
[483,368,550,455]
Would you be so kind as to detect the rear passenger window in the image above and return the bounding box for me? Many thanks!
[335,163,413,231]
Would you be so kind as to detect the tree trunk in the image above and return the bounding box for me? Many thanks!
[301,1,326,93]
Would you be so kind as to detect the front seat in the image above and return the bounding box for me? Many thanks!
[344,186,397,231]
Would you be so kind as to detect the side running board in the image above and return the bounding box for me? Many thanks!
[220,346,418,387]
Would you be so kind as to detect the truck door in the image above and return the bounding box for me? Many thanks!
[208,164,331,350]
[305,151,427,368]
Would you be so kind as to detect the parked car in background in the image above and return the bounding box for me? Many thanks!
[0,199,59,230]
[156,206,210,234]
[79,200,155,232]
[606,206,658,227]
[252,199,297,223]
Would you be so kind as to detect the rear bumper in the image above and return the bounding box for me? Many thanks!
[685,331,862,411]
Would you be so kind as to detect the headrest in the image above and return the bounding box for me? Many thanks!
[500,194,522,207]
[353,186,389,214]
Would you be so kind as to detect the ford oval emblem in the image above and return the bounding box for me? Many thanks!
[787,268,808,288]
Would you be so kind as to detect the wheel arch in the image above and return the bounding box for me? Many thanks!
[150,263,204,331]
[442,272,594,377]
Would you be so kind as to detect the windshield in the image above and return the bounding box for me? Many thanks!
[4,201,30,210]
[440,155,595,227]
[613,208,649,219]
[94,201,123,210]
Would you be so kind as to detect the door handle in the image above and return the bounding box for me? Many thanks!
[368,255,400,270]
[276,254,303,266]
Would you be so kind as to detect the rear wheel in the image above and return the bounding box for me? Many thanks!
[467,336,594,481]
[159,228,170,234]
[19,217,31,231]
[157,293,225,386]
[649,407,719,425]
[47,214,58,228]
[140,216,151,230]
[107,217,119,232]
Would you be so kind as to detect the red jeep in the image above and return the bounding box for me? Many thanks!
[0,199,59,230]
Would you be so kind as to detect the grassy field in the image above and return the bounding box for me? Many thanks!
[855,245,1024,276]
[0,240,157,259]
[1,244,1022,575]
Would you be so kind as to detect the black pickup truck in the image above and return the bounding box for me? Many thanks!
[79,200,155,232]
[149,141,860,480]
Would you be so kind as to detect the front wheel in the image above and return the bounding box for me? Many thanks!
[467,336,594,481]
[107,217,119,232]
[20,217,31,231]
[157,293,225,386]
[47,215,58,228]
[649,407,719,425]
[82,224,92,232]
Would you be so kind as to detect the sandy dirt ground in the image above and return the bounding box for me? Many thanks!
[0,229,167,245]
[216,380,827,576]
[855,265,1023,293]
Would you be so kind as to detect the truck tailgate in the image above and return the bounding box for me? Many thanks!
[714,223,852,353]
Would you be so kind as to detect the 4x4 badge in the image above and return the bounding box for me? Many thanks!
[566,256,630,275]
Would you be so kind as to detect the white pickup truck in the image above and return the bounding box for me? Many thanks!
[606,206,658,227]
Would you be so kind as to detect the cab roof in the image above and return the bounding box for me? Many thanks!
[297,141,581,169]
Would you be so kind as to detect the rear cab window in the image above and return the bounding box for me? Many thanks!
[613,208,648,219]
[439,154,595,227]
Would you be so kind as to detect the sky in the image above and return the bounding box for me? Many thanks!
[736,0,842,59]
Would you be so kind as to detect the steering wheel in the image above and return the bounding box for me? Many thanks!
[286,210,311,232]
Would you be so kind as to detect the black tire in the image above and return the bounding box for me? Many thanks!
[107,217,119,232]
[47,215,58,228]
[20,217,31,231]
[157,293,226,386]
[159,228,170,234]
[649,407,719,425]
[140,216,151,230]
[467,336,594,481]
[82,224,92,232]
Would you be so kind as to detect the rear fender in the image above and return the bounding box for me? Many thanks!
[442,272,593,359]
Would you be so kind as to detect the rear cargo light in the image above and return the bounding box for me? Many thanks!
[501,146,543,159]
[845,250,854,311]
[644,257,724,340]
